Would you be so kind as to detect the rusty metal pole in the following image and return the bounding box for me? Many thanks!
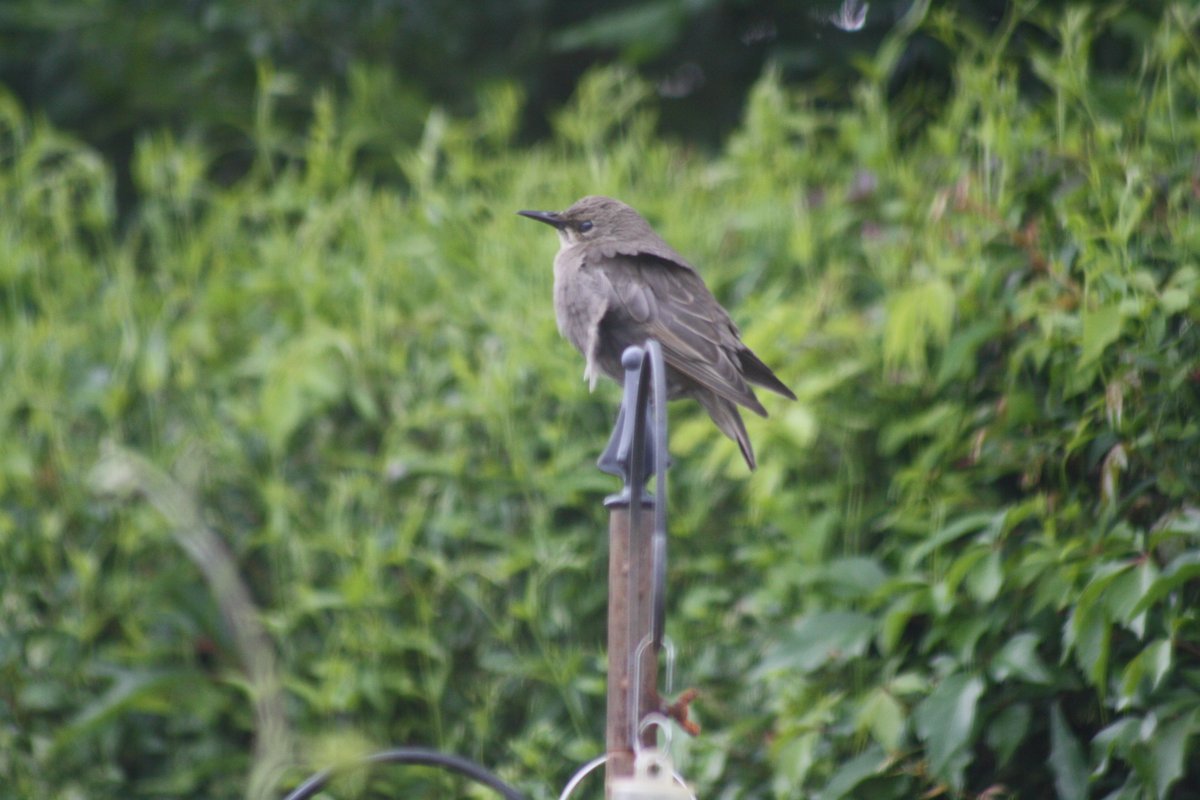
[604,501,658,795]
[596,343,670,797]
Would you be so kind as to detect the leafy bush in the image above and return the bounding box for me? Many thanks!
[0,0,1151,166]
[1,4,1198,799]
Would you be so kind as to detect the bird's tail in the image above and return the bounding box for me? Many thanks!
[696,391,756,470]
[738,347,797,401]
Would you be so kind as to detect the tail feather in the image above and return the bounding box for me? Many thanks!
[738,347,796,401]
[696,391,756,470]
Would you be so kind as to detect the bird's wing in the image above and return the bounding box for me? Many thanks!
[601,254,768,416]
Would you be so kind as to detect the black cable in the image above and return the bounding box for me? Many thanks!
[281,746,528,800]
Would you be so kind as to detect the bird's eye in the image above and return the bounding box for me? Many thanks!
[578,221,594,233]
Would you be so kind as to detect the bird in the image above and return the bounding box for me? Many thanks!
[518,195,795,470]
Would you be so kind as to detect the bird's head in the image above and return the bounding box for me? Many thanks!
[517,196,656,249]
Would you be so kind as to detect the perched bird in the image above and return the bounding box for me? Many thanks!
[518,195,795,469]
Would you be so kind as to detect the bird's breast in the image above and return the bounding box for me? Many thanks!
[552,247,608,355]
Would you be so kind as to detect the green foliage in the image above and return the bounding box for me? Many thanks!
[1,0,1147,166]
[2,4,1200,799]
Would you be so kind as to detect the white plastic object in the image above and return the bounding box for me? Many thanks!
[609,749,693,800]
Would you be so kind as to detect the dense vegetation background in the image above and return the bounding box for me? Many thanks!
[2,2,1199,798]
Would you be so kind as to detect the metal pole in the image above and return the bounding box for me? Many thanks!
[604,501,658,796]
[597,343,670,797]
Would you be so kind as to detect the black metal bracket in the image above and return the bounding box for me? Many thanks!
[598,342,670,647]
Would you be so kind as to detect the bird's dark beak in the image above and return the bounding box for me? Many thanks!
[517,209,567,229]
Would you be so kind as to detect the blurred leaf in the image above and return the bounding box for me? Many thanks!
[551,2,684,61]
[1049,704,1089,800]
[815,745,890,800]
[1130,552,1200,617]
[966,549,1004,603]
[913,672,984,788]
[258,326,354,451]
[771,730,821,795]
[857,687,906,750]
[883,278,956,373]
[935,319,1002,388]
[1105,558,1156,636]
[990,632,1053,685]
[1117,639,1172,707]
[821,556,889,599]
[54,669,193,751]
[1066,602,1111,690]
[761,612,876,675]
[1092,716,1140,777]
[1148,711,1195,800]
[879,589,926,655]
[904,512,1001,569]
[1080,304,1123,365]
[985,702,1031,767]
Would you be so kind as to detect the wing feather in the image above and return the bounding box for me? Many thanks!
[600,254,768,416]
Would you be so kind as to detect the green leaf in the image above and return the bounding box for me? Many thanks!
[888,672,929,696]
[771,731,820,795]
[857,687,906,750]
[258,326,353,450]
[54,669,193,751]
[942,545,989,600]
[760,612,876,675]
[1118,639,1172,709]
[821,556,889,599]
[913,672,985,789]
[1160,287,1190,314]
[985,702,1031,767]
[1092,717,1140,776]
[1161,265,1198,313]
[1149,711,1195,800]
[551,2,681,60]
[879,402,958,456]
[1075,560,1134,620]
[1049,704,1089,800]
[935,319,1002,388]
[879,590,926,655]
[904,511,1001,569]
[966,549,1004,603]
[990,632,1053,684]
[1129,552,1200,617]
[1066,602,1111,690]
[883,278,956,373]
[1080,303,1123,365]
[1105,559,1157,636]
[1141,640,1172,692]
[815,744,890,800]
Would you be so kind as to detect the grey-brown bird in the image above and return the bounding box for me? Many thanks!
[518,195,795,469]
